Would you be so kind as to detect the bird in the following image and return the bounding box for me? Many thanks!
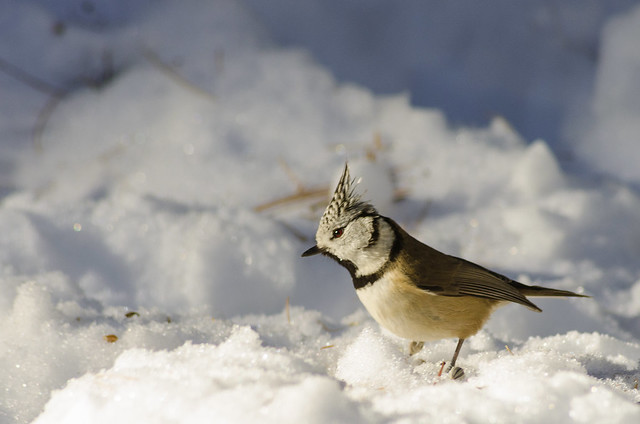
[302,163,588,379]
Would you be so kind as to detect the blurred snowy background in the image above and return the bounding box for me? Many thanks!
[1,0,640,422]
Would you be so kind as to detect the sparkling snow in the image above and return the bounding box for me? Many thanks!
[1,1,640,423]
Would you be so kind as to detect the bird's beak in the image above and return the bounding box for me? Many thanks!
[301,245,322,257]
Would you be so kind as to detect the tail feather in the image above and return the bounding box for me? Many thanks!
[511,281,590,298]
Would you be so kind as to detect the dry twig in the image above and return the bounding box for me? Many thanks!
[254,186,328,213]
[0,55,64,95]
[285,296,291,324]
[142,46,216,101]
[33,94,65,151]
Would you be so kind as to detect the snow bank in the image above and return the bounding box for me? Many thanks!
[34,324,364,424]
[570,3,640,183]
[1,1,640,423]
[246,0,636,145]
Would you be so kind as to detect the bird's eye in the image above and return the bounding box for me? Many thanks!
[332,227,344,239]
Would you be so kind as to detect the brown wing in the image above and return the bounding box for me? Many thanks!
[392,219,542,312]
[442,257,541,312]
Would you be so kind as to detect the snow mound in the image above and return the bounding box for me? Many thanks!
[1,1,640,423]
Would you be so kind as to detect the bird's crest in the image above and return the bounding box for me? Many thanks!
[320,163,377,229]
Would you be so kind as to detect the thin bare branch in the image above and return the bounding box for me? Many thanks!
[278,158,305,193]
[141,46,216,101]
[33,93,66,151]
[0,55,64,96]
[285,296,291,324]
[254,186,328,213]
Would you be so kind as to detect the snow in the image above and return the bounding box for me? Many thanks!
[571,3,640,183]
[1,1,640,423]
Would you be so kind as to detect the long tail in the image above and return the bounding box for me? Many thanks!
[511,281,590,298]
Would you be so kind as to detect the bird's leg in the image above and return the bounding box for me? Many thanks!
[446,338,465,380]
[409,341,424,356]
[446,338,465,370]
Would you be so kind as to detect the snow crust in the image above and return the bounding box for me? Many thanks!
[1,1,640,423]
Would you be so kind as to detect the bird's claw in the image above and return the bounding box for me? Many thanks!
[409,341,424,356]
[449,366,465,380]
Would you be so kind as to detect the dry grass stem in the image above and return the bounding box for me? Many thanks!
[33,93,65,151]
[142,46,216,101]
[279,158,305,193]
[254,187,328,212]
[0,55,64,95]
[285,296,291,324]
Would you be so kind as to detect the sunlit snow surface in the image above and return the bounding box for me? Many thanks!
[1,1,640,423]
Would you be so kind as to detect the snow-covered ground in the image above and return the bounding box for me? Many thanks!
[1,1,640,422]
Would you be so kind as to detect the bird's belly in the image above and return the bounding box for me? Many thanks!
[355,271,497,341]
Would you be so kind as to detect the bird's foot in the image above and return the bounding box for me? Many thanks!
[409,341,424,356]
[448,366,465,380]
[436,362,464,380]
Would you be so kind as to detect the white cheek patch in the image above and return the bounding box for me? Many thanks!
[352,219,394,277]
[314,215,394,278]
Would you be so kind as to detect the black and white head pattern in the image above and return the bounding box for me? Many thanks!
[319,163,376,231]
[314,163,395,278]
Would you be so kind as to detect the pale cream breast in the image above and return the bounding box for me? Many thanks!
[355,268,500,341]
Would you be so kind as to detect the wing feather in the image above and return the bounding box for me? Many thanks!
[418,257,542,311]
[388,217,543,311]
